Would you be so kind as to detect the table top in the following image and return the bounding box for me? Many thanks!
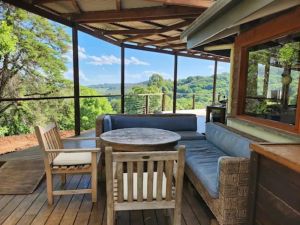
[251,143,300,173]
[100,128,181,147]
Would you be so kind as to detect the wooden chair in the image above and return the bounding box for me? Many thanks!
[105,146,185,225]
[35,123,101,205]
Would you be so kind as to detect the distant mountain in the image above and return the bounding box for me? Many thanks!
[88,81,148,94]
[87,73,230,96]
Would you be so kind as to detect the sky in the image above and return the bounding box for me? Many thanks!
[63,28,230,86]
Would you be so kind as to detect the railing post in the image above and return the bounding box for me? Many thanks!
[121,45,125,114]
[72,25,80,136]
[145,95,149,114]
[212,60,218,104]
[161,92,166,112]
[192,94,195,110]
[173,54,178,113]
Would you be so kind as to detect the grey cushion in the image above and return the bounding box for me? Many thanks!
[176,131,205,140]
[110,115,197,131]
[205,122,251,158]
[103,115,112,132]
[181,140,226,198]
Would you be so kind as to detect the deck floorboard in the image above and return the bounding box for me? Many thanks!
[0,130,211,225]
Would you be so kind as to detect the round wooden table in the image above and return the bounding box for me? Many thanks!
[100,128,181,151]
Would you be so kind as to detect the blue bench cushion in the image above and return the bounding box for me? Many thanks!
[109,115,197,131]
[103,115,112,132]
[180,140,227,198]
[205,122,251,158]
[176,131,205,140]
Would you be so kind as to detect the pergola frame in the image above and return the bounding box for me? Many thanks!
[1,0,227,135]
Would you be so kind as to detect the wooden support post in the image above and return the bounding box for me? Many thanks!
[212,60,218,104]
[145,95,149,114]
[121,45,125,113]
[173,54,178,113]
[192,94,195,109]
[72,25,80,136]
[162,92,166,111]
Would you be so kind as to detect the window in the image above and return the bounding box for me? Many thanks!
[244,33,300,126]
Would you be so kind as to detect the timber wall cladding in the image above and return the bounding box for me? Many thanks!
[252,154,300,225]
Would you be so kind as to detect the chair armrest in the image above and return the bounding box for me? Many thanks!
[63,137,101,141]
[46,148,101,153]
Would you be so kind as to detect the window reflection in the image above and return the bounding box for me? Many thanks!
[245,33,300,125]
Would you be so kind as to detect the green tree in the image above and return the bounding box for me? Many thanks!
[0,3,71,135]
[80,87,114,130]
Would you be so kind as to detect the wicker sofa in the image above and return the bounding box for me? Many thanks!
[180,122,264,225]
[96,114,205,147]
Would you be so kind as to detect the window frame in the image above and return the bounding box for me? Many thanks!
[235,7,300,133]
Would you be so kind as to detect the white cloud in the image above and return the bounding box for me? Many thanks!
[88,55,120,65]
[63,45,149,66]
[78,46,87,59]
[125,57,149,66]
[63,68,89,82]
[88,55,149,66]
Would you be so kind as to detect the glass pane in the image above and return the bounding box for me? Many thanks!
[80,96,120,131]
[0,10,73,99]
[244,32,300,125]
[0,99,75,136]
[215,62,230,105]
[124,49,173,114]
[78,32,121,96]
[177,57,215,110]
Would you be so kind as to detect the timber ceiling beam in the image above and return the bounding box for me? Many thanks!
[69,6,203,23]
[120,20,191,42]
[33,0,66,4]
[140,36,180,46]
[116,0,121,10]
[146,0,214,8]
[103,20,191,35]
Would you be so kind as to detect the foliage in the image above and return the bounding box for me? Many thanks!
[0,21,17,57]
[0,4,115,136]
[80,87,114,130]
[0,4,231,136]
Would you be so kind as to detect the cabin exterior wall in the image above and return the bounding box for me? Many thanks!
[228,6,300,142]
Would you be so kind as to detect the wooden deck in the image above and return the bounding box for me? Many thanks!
[0,130,214,225]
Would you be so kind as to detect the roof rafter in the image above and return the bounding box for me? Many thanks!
[140,36,180,46]
[102,20,191,35]
[33,0,67,4]
[146,0,214,8]
[69,6,203,23]
[120,20,190,42]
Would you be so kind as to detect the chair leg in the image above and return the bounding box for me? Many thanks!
[173,206,181,225]
[107,204,114,225]
[46,172,53,205]
[91,162,97,202]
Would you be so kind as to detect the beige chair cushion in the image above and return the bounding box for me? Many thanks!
[52,152,91,166]
[122,172,167,200]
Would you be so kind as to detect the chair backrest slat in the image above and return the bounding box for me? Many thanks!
[147,160,154,202]
[35,123,63,165]
[137,161,144,202]
[156,161,164,201]
[127,161,134,202]
[116,162,124,203]
[165,160,174,201]
[106,147,185,205]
